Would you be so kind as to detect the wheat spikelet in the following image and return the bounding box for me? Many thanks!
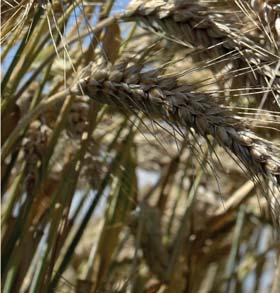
[67,96,90,138]
[22,120,52,194]
[74,57,280,223]
[124,0,280,107]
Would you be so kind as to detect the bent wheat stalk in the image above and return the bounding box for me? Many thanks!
[74,58,280,226]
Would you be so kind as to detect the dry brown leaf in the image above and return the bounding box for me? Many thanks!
[1,104,21,144]
[31,173,60,225]
[102,21,121,64]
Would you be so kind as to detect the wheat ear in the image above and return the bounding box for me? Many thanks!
[123,0,280,106]
[74,58,280,224]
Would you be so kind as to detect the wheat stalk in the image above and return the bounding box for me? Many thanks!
[123,0,280,107]
[73,57,280,223]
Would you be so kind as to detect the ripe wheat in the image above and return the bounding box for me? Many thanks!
[75,57,280,180]
[124,0,280,107]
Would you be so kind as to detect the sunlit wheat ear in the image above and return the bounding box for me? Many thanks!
[73,57,280,226]
[242,0,280,48]
[123,0,280,108]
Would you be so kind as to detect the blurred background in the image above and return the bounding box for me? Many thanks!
[1,0,280,292]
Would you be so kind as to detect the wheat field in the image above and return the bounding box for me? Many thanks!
[1,0,280,292]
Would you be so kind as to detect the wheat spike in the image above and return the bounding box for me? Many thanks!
[123,0,280,107]
[75,57,280,180]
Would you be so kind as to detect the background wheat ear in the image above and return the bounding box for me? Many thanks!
[123,0,280,110]
[2,0,280,292]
